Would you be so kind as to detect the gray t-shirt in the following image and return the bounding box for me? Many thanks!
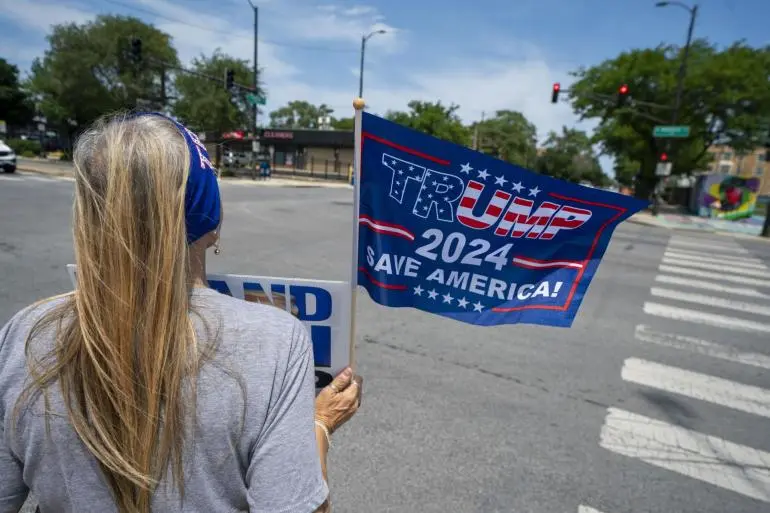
[0,287,328,512]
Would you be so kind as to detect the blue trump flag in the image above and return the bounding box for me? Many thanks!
[356,112,648,328]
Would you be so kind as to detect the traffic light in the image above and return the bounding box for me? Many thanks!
[551,83,560,104]
[617,84,629,107]
[659,152,668,162]
[130,38,142,63]
[225,69,234,90]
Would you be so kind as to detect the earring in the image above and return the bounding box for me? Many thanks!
[214,242,221,255]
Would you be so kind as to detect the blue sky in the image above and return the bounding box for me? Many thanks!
[1,0,767,171]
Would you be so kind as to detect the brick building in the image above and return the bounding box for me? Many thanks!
[705,144,769,195]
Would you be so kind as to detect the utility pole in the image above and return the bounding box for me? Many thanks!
[358,29,386,98]
[245,0,259,132]
[653,1,698,216]
[473,111,485,151]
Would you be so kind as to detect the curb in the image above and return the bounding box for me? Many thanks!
[626,215,770,242]
[17,164,352,190]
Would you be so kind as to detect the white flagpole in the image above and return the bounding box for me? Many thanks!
[348,98,365,371]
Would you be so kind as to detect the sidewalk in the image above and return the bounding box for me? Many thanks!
[16,158,352,189]
[628,210,767,238]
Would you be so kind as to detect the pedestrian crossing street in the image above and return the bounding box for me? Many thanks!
[581,234,770,513]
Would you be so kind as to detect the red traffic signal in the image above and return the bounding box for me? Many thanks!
[616,84,629,107]
[551,83,561,104]
[659,152,668,162]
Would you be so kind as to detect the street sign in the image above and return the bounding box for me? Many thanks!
[246,94,266,106]
[655,162,672,177]
[653,125,690,138]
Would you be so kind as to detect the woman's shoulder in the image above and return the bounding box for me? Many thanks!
[192,287,311,364]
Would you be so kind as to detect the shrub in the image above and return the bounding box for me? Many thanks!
[6,139,42,156]
[21,150,36,158]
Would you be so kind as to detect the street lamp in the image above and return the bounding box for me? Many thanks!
[652,1,698,216]
[359,29,387,99]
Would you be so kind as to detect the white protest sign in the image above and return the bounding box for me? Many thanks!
[65,265,351,391]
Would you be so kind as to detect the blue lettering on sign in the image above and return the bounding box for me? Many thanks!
[208,279,232,296]
[240,282,334,367]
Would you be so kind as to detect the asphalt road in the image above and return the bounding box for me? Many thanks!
[2,171,769,513]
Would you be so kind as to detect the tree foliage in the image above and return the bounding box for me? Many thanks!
[172,49,257,134]
[535,127,609,186]
[269,101,333,129]
[0,58,33,127]
[28,15,178,130]
[569,41,770,196]
[612,154,640,188]
[385,100,471,146]
[473,110,537,167]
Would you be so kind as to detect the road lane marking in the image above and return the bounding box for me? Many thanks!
[668,238,749,254]
[578,506,606,513]
[655,275,770,299]
[622,357,770,418]
[634,325,770,370]
[661,258,770,278]
[649,287,770,317]
[600,407,770,502]
[643,302,770,334]
[658,265,770,288]
[663,250,766,268]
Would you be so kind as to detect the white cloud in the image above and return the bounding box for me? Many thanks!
[0,0,608,172]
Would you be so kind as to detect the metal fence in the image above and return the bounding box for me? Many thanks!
[229,158,352,182]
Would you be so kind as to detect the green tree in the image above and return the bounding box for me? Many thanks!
[28,15,178,133]
[0,58,33,127]
[472,110,537,167]
[569,41,770,198]
[613,155,641,188]
[331,116,354,131]
[535,126,609,185]
[385,100,471,146]
[172,49,257,135]
[269,101,333,128]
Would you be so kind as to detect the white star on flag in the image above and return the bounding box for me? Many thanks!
[528,186,541,197]
[460,162,473,174]
[428,289,438,300]
[457,297,469,308]
[472,301,484,312]
[477,169,490,180]
[511,181,524,193]
[442,292,454,304]
[494,175,507,186]
[413,285,424,296]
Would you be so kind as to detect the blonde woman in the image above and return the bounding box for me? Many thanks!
[0,112,361,513]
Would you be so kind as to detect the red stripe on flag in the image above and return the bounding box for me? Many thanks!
[362,132,450,166]
[358,267,407,290]
[459,197,476,209]
[487,205,503,217]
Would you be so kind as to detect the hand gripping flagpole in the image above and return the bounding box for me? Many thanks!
[348,97,365,371]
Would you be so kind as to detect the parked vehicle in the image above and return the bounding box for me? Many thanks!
[0,140,17,173]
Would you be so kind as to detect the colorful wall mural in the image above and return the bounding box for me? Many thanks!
[690,174,761,221]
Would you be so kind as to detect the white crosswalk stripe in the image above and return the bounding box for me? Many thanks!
[595,234,770,508]
[654,274,770,299]
[600,408,770,503]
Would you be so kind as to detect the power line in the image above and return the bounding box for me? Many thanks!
[101,0,357,53]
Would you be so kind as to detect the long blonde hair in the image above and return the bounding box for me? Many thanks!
[15,113,200,512]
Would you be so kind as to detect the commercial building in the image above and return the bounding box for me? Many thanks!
[210,128,354,180]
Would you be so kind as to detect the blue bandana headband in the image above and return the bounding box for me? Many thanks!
[133,112,221,244]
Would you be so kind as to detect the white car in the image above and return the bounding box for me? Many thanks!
[0,140,16,173]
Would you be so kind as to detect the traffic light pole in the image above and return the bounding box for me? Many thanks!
[653,2,698,216]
